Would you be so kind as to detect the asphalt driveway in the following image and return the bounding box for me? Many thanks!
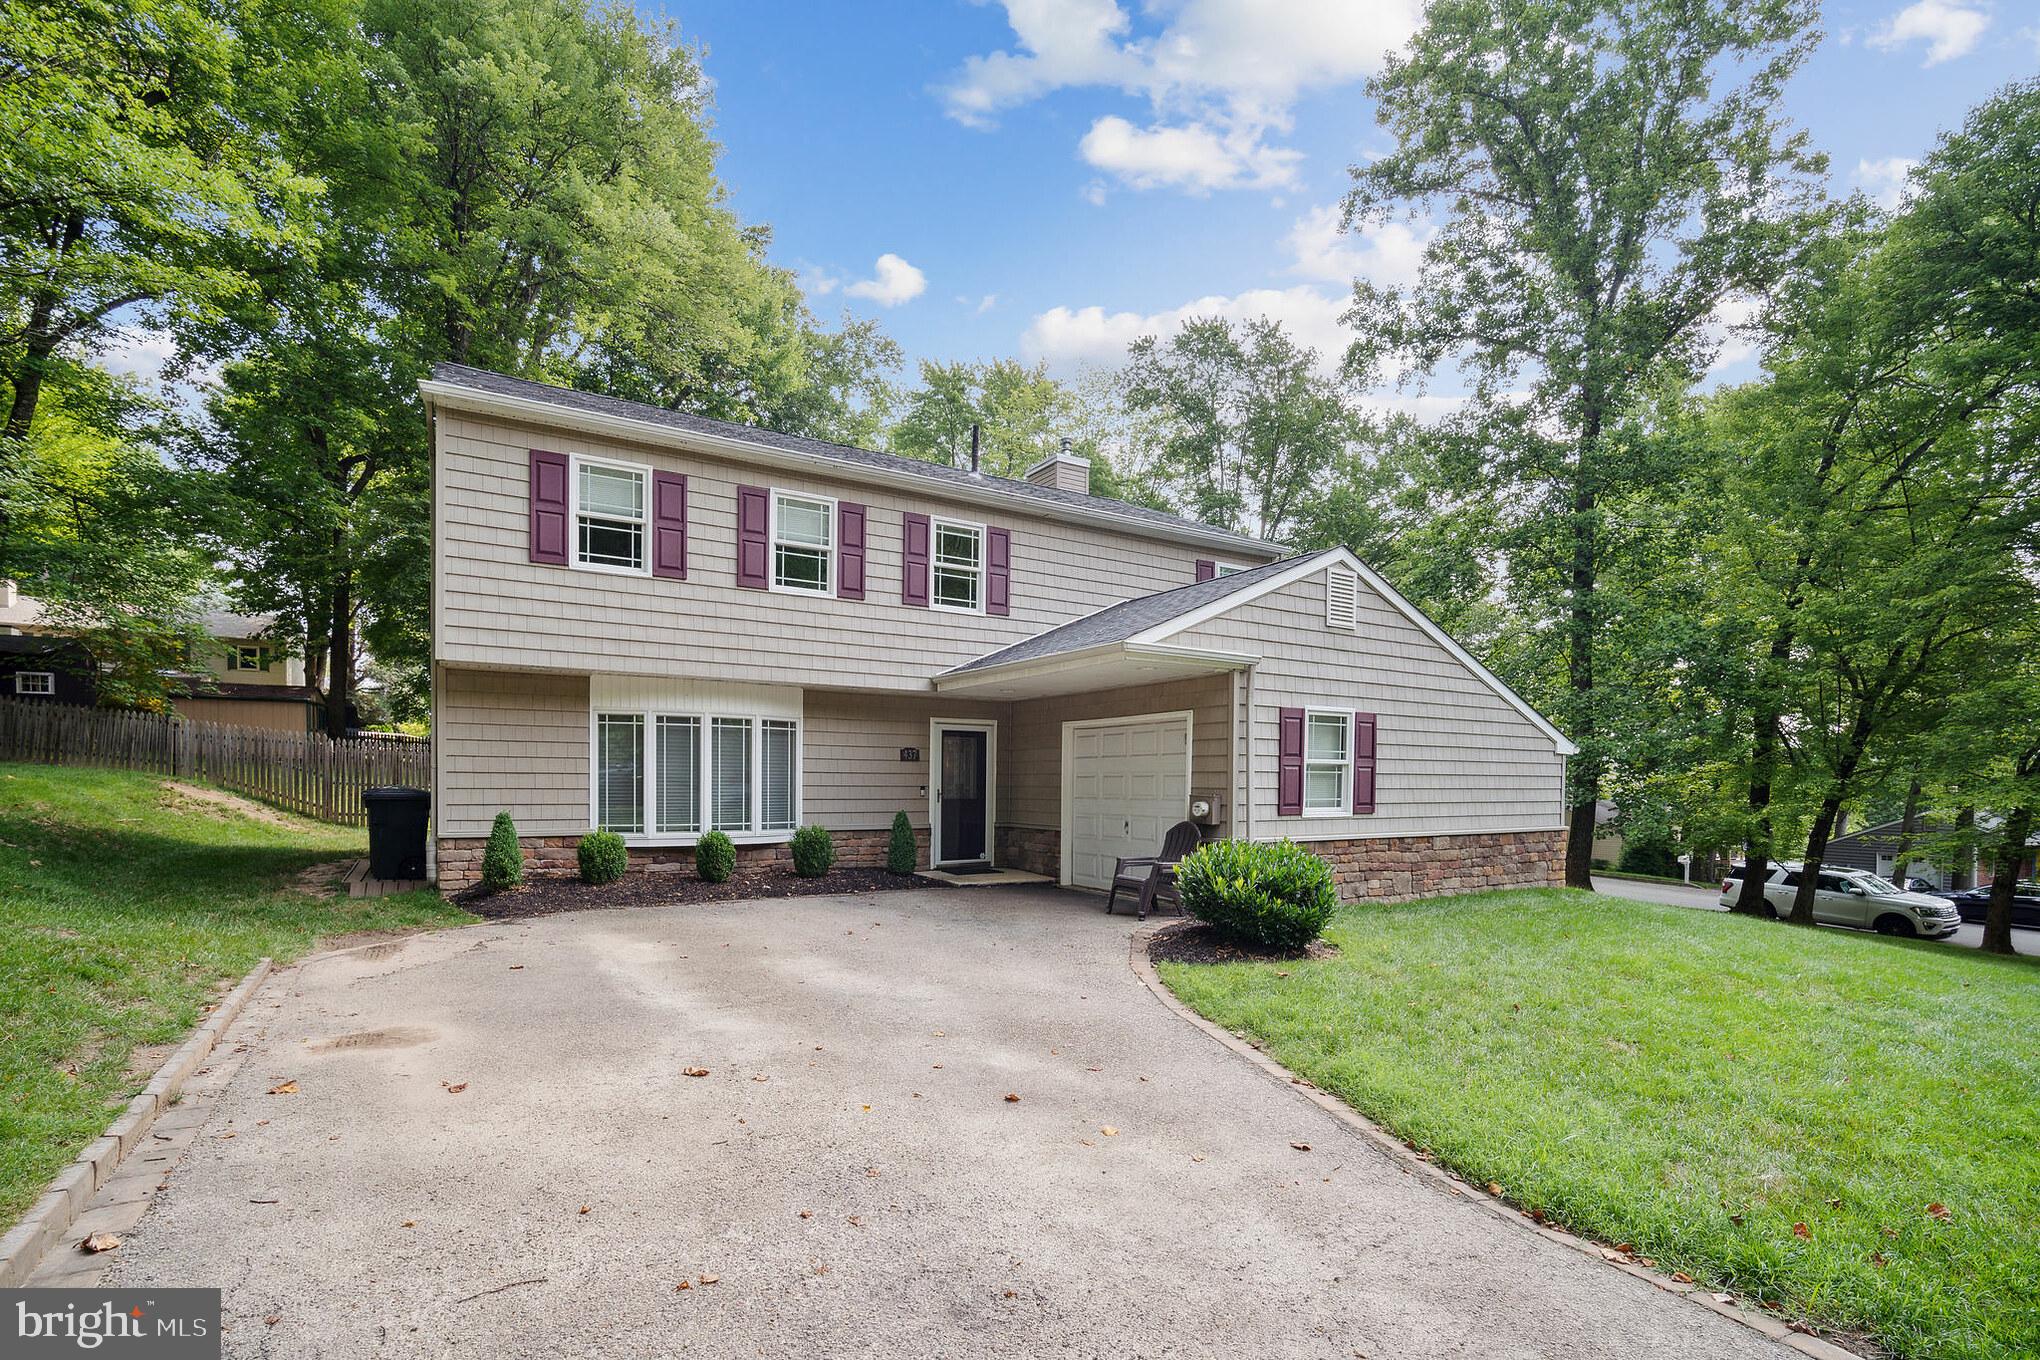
[94,887,1795,1358]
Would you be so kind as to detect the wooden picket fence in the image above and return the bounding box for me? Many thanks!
[0,697,429,826]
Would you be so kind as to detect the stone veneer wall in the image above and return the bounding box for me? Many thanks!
[1313,828,1565,903]
[435,827,930,892]
[995,826,1059,879]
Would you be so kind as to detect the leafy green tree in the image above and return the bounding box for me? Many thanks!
[1343,0,1825,886]
[1121,317,1356,543]
[891,358,1078,478]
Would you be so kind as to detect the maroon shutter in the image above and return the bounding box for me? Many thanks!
[1195,559,1216,582]
[1277,707,1305,817]
[736,485,768,589]
[902,512,930,606]
[529,450,569,564]
[986,527,1011,616]
[1352,711,1377,814]
[838,501,866,600]
[652,472,687,579]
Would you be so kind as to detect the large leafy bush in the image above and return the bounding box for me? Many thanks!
[1176,838,1336,950]
[577,830,628,885]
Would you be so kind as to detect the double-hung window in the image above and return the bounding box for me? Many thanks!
[576,461,648,572]
[594,709,799,840]
[1303,711,1352,814]
[771,491,833,594]
[931,519,984,612]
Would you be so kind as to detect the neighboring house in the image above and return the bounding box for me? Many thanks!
[0,634,99,706]
[168,610,323,733]
[422,363,1577,896]
[1590,800,1623,866]
[1825,816,1980,889]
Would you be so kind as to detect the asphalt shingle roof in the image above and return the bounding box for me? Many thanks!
[945,549,1332,675]
[429,362,1276,554]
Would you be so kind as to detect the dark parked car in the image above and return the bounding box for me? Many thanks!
[1943,882,2040,929]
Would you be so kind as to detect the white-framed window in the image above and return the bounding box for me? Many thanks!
[771,490,834,594]
[1303,710,1352,814]
[593,708,799,841]
[14,671,55,696]
[931,518,985,613]
[1214,562,1247,578]
[1326,566,1359,630]
[574,458,649,573]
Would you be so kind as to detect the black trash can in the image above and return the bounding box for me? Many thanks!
[364,786,431,881]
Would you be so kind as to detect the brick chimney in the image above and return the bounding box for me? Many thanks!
[1024,437,1091,495]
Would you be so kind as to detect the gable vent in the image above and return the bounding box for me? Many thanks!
[1326,566,1359,630]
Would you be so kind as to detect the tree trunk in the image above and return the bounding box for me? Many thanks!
[1981,805,2031,956]
[323,545,353,739]
[1789,796,1845,925]
[1734,701,1783,915]
[1951,806,1976,889]
[1562,414,1601,890]
[1887,776,1922,884]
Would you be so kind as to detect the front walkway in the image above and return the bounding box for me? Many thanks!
[86,887,1792,1358]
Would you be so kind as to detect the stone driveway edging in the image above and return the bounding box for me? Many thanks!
[1125,925,1862,1360]
[0,957,273,1287]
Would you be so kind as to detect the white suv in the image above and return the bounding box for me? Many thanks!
[1718,864,1962,939]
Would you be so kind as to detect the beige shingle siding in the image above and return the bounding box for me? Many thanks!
[1001,676,1233,833]
[802,690,1007,832]
[433,410,1275,686]
[437,666,590,837]
[1172,571,1565,840]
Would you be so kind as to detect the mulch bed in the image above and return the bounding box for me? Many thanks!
[456,867,940,920]
[1146,919,1340,965]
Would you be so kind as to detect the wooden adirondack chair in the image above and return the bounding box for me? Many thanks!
[1105,820,1204,920]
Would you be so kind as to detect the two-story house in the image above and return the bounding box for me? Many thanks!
[423,364,1575,897]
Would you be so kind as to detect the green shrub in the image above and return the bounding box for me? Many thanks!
[481,812,523,892]
[791,824,835,878]
[1176,838,1336,950]
[886,811,917,875]
[1617,835,1680,878]
[696,829,736,883]
[577,830,628,885]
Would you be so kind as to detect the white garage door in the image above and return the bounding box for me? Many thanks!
[1066,715,1191,890]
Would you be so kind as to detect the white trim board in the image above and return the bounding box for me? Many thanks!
[1130,547,1580,758]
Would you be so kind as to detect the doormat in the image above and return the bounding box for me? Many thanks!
[941,862,998,875]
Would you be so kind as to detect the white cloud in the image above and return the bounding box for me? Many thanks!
[1285,203,1431,287]
[1854,156,1919,209]
[975,293,998,314]
[1078,115,1300,193]
[841,253,927,307]
[1869,1,1989,65]
[1081,179,1108,206]
[1703,296,1764,378]
[1022,285,1353,374]
[941,0,1420,193]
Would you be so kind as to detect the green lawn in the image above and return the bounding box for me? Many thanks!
[0,763,472,1227]
[1159,889,2040,1360]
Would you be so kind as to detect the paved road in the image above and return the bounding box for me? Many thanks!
[1591,876,2036,956]
[88,888,1791,1359]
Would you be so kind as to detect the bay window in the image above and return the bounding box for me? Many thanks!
[594,707,799,841]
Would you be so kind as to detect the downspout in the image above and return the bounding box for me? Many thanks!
[1240,665,1255,843]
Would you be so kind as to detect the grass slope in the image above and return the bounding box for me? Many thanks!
[0,763,471,1227]
[1159,889,2040,1360]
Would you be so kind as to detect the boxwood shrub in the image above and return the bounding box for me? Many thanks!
[1176,838,1337,950]
[791,825,835,878]
[886,811,917,875]
[695,829,736,883]
[577,830,628,885]
[481,811,523,892]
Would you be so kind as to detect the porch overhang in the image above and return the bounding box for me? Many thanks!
[931,640,1255,701]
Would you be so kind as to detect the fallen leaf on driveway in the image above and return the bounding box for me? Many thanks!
[264,1315,280,1327]
[674,1281,691,1292]
[443,1082,467,1094]
[80,1233,121,1254]
[508,965,523,971]
[401,1221,415,1228]
[1671,1271,1694,1284]
[698,1273,719,1285]
[1292,1142,1312,1152]
[578,1205,590,1215]
[1486,1182,1503,1196]
[1101,1126,1119,1137]
[752,1075,769,1083]
[1190,1155,1205,1163]
[1004,1093,1019,1103]
[683,1067,709,1078]
[798,1211,812,1219]
[267,1080,298,1095]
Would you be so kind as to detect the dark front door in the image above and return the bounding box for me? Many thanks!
[939,728,988,862]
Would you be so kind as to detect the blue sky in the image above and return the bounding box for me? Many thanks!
[648,0,2039,404]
